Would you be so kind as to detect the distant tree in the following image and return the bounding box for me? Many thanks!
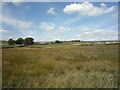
[24,37,34,45]
[8,39,15,45]
[15,38,24,44]
[55,40,62,43]
[72,40,80,42]
[51,42,54,44]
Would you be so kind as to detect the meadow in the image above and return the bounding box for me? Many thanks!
[2,43,118,88]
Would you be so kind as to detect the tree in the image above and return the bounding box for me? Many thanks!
[8,39,15,45]
[15,38,24,44]
[72,40,80,42]
[55,40,62,43]
[51,42,54,44]
[24,37,34,45]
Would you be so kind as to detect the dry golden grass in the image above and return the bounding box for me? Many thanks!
[2,45,118,88]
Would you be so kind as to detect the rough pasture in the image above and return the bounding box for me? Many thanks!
[2,45,118,88]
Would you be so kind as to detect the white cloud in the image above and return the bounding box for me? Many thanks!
[0,29,10,33]
[76,28,118,41]
[38,22,71,41]
[1,16,17,26]
[63,2,115,16]
[1,16,35,38]
[46,26,55,31]
[39,22,71,32]
[17,20,33,29]
[0,28,11,40]
[3,0,24,6]
[47,7,56,15]
[1,16,33,29]
[77,26,95,31]
[100,3,107,7]
[59,26,70,31]
[12,2,23,6]
[84,31,91,34]
[39,22,55,31]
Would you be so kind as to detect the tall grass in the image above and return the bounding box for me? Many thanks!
[2,45,118,88]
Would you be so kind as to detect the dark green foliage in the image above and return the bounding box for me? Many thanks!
[34,42,40,45]
[51,42,54,44]
[24,37,34,45]
[15,38,24,44]
[8,39,15,45]
[72,40,80,42]
[55,40,62,43]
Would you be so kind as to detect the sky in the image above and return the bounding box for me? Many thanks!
[0,1,118,41]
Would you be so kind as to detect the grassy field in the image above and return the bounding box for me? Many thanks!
[2,44,118,88]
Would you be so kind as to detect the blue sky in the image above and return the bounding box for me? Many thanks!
[0,2,118,41]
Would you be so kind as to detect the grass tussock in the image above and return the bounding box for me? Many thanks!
[2,45,118,88]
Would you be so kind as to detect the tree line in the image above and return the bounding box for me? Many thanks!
[8,37,34,45]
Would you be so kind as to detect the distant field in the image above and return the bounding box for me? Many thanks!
[2,44,118,88]
[1,41,119,48]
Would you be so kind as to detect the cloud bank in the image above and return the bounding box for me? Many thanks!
[63,2,115,16]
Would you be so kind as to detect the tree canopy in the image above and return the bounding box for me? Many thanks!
[55,40,62,43]
[8,39,15,45]
[15,38,24,44]
[24,37,34,45]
